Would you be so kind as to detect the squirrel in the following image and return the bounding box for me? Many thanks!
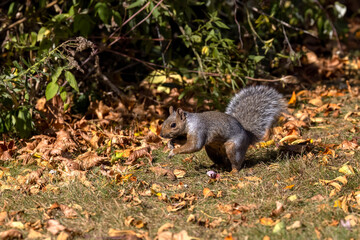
[160,85,287,171]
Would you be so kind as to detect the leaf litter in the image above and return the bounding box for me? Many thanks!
[1,79,360,239]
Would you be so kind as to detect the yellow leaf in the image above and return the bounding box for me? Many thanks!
[288,194,297,202]
[6,221,24,229]
[334,199,341,208]
[339,165,355,176]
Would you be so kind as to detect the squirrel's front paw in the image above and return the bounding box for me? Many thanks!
[167,150,175,159]
[167,140,175,150]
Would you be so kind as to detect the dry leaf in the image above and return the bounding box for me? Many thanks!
[6,221,25,229]
[108,229,142,239]
[157,223,174,234]
[173,230,192,240]
[271,201,284,217]
[288,91,296,105]
[60,204,78,218]
[286,221,301,230]
[149,167,176,180]
[77,151,108,170]
[0,212,8,223]
[0,229,22,239]
[158,231,173,240]
[259,217,275,226]
[126,147,152,165]
[203,188,215,198]
[47,219,66,235]
[50,130,76,156]
[173,169,186,178]
[309,97,323,107]
[27,229,44,239]
[244,176,262,183]
[338,165,355,176]
[314,227,322,239]
[57,231,71,240]
[344,215,359,227]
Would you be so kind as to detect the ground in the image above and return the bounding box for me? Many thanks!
[0,85,359,240]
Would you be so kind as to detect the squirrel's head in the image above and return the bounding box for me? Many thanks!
[160,106,187,138]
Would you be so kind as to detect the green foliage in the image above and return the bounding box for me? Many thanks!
[0,0,350,137]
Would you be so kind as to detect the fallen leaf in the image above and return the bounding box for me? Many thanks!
[309,97,323,107]
[0,212,8,223]
[338,164,355,176]
[272,221,285,234]
[47,219,66,235]
[288,91,296,105]
[287,195,297,202]
[310,194,326,202]
[344,215,359,227]
[314,227,322,239]
[203,188,215,198]
[157,223,174,234]
[126,147,152,165]
[60,204,78,218]
[77,151,108,170]
[244,176,262,183]
[173,230,192,240]
[271,201,284,217]
[284,184,295,190]
[158,231,173,240]
[286,220,302,230]
[149,167,176,180]
[173,169,186,178]
[57,231,71,240]
[6,221,25,229]
[0,229,22,239]
[27,228,44,239]
[108,229,142,239]
[259,217,275,226]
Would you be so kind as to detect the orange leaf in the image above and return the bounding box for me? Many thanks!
[284,184,295,190]
[203,188,215,198]
[288,91,296,105]
[260,217,275,226]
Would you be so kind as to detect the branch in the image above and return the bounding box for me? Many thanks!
[237,0,318,38]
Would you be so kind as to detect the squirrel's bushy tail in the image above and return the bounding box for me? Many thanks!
[225,85,286,143]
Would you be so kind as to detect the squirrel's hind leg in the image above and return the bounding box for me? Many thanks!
[225,139,249,171]
[205,145,231,170]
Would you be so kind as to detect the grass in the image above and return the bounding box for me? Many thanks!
[0,92,359,239]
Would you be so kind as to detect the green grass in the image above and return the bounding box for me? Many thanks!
[0,93,359,239]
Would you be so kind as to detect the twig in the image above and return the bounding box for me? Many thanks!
[6,17,27,29]
[237,0,318,38]
[233,0,243,49]
[282,25,301,66]
[124,0,164,36]
[245,76,285,82]
[108,1,151,47]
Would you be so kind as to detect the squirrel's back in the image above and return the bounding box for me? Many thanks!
[225,85,286,143]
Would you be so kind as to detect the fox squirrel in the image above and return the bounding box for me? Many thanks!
[160,85,287,170]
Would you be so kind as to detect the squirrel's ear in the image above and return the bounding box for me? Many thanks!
[176,108,186,121]
[169,106,174,114]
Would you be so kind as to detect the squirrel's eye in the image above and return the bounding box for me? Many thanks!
[170,123,176,128]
